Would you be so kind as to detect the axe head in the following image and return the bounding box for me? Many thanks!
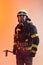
[3,50,8,57]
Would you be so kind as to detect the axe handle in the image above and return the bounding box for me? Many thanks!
[3,50,13,57]
[8,50,13,53]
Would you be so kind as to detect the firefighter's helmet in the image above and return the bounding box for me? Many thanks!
[17,10,31,22]
[17,10,28,17]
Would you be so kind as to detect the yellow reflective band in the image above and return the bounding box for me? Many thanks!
[31,34,38,38]
[16,28,21,32]
[32,50,36,53]
[25,39,28,42]
[26,46,32,50]
[17,46,32,50]
[32,44,38,48]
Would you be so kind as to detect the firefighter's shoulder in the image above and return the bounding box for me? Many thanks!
[15,24,19,28]
[15,24,20,31]
[27,22,37,35]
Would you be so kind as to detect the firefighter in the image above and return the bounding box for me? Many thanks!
[13,10,39,65]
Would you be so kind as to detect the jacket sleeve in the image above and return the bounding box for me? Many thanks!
[13,44,17,55]
[30,25,39,55]
[14,26,18,43]
[13,26,18,55]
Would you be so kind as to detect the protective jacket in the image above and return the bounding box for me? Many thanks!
[13,22,39,57]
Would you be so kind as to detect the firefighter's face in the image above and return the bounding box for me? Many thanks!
[17,15,27,24]
[17,15,23,23]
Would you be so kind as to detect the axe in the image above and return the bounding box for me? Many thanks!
[3,50,13,57]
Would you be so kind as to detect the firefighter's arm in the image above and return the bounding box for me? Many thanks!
[30,25,39,57]
[13,33,17,55]
[13,44,17,55]
[13,27,18,55]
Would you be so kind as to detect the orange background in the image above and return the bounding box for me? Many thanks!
[0,0,43,65]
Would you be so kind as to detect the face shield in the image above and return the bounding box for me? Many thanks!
[17,15,27,23]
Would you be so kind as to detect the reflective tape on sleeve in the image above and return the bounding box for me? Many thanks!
[16,28,21,32]
[32,44,38,48]
[26,46,32,50]
[31,34,38,38]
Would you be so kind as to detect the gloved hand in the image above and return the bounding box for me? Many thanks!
[30,52,36,57]
[30,46,37,57]
[13,51,16,55]
[13,45,17,55]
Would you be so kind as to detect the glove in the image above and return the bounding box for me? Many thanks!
[30,47,37,57]
[13,45,17,55]
[30,51,36,57]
